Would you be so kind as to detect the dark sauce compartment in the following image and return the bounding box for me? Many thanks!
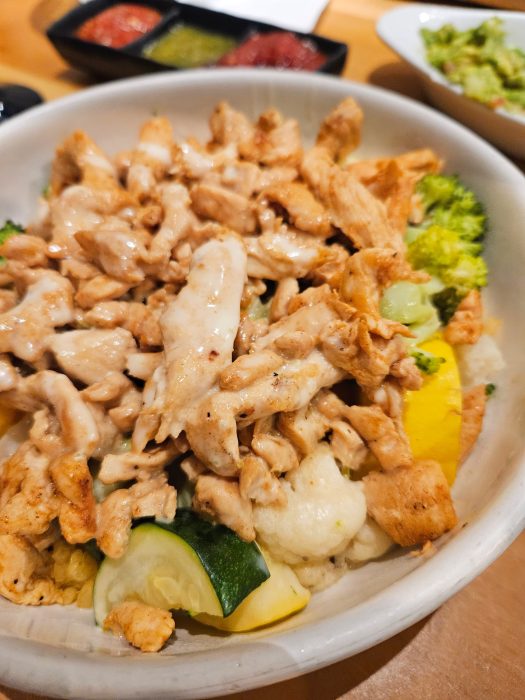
[47,0,348,80]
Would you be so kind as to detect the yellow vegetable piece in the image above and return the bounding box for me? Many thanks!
[0,406,20,437]
[404,336,462,485]
[194,551,310,632]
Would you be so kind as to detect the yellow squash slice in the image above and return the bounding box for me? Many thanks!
[404,336,462,485]
[195,551,310,632]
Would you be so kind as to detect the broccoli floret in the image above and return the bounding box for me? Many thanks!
[408,225,478,269]
[431,287,465,325]
[408,225,458,271]
[415,174,487,241]
[441,254,488,290]
[431,206,486,242]
[411,350,446,375]
[0,220,24,263]
[0,219,23,245]
[408,174,488,296]
[408,225,487,292]
[416,174,460,211]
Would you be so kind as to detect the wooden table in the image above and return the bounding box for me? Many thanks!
[0,1,524,698]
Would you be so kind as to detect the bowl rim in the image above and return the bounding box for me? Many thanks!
[376,2,525,128]
[0,68,524,699]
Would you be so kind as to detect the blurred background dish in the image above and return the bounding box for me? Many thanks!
[377,4,525,159]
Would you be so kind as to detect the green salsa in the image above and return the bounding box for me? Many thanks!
[421,18,525,116]
[143,24,237,68]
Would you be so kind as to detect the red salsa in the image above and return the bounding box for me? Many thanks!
[217,31,326,71]
[76,4,162,49]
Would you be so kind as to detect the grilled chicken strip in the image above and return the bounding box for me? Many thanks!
[185,349,344,476]
[48,328,136,386]
[0,269,74,363]
[153,233,247,442]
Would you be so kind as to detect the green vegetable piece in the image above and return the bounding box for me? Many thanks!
[411,350,446,375]
[380,281,434,325]
[461,65,505,107]
[415,174,487,242]
[93,510,270,625]
[380,279,443,347]
[440,254,488,291]
[406,306,442,347]
[0,220,24,264]
[485,382,496,396]
[408,226,487,291]
[505,88,525,110]
[158,510,269,616]
[421,17,525,116]
[408,225,464,270]
[431,207,486,243]
[0,219,23,244]
[431,287,466,325]
[416,173,460,210]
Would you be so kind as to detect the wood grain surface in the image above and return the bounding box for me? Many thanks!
[0,1,524,698]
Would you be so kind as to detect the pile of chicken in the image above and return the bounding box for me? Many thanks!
[0,97,485,648]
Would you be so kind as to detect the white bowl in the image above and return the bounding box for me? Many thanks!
[377,3,525,159]
[0,69,524,699]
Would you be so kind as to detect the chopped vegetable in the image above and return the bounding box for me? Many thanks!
[93,511,269,625]
[380,280,434,326]
[194,549,310,632]
[0,219,23,244]
[411,349,446,375]
[0,220,23,264]
[380,280,442,346]
[422,18,525,116]
[408,175,488,296]
[431,287,466,325]
[414,173,487,242]
[485,382,496,396]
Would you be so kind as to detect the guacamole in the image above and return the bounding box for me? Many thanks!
[421,18,525,116]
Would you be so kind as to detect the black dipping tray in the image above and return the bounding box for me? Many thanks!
[46,0,349,80]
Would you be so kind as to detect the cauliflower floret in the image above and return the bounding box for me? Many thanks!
[455,333,505,389]
[292,559,346,592]
[253,444,367,565]
[343,517,393,564]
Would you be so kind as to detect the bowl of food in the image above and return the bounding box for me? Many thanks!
[0,69,523,699]
[377,4,525,159]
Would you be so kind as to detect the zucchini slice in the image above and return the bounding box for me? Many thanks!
[93,510,269,625]
[194,550,310,632]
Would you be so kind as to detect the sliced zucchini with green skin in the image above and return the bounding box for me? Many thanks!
[93,510,270,625]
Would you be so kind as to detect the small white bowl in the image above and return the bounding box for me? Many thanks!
[0,69,524,699]
[377,3,525,159]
